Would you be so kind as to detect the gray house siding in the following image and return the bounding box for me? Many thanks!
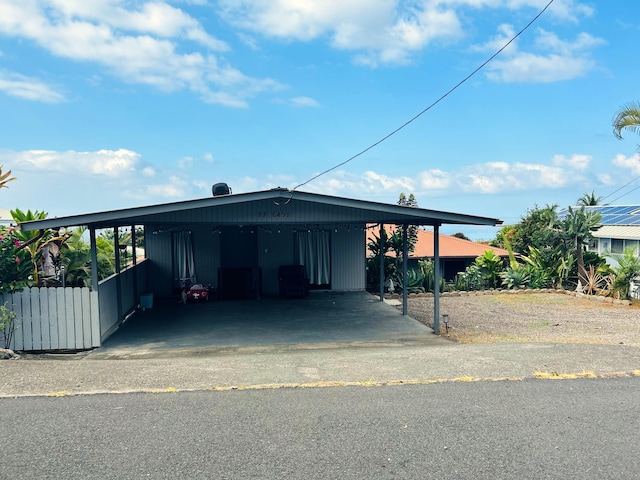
[144,222,366,297]
[331,228,366,291]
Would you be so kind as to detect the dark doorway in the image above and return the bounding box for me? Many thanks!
[219,227,260,300]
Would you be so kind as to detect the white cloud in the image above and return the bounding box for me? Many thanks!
[0,1,281,106]
[6,148,140,177]
[219,0,463,67]
[480,27,604,83]
[0,71,66,103]
[552,153,591,171]
[612,153,640,176]
[291,96,321,108]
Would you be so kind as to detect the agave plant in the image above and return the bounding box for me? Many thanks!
[392,269,426,294]
[581,265,606,296]
[500,265,530,289]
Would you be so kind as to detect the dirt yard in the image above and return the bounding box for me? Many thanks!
[405,291,640,346]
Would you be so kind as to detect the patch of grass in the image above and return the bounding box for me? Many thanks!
[528,321,550,328]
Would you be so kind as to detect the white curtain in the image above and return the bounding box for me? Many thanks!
[173,230,196,286]
[297,231,330,285]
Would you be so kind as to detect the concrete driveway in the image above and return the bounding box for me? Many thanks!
[95,291,434,356]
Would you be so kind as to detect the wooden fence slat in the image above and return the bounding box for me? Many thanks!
[8,292,23,351]
[40,288,51,350]
[90,290,100,347]
[30,287,42,351]
[81,289,91,348]
[65,288,75,348]
[56,288,67,349]
[47,288,58,350]
[21,290,33,351]
[73,288,83,348]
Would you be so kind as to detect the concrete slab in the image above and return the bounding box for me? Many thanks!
[95,291,434,357]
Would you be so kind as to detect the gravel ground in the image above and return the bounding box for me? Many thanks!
[404,291,640,346]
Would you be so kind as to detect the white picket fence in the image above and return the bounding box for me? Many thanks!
[1,287,100,352]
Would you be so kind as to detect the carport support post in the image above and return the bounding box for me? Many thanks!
[402,224,408,315]
[89,227,98,291]
[114,228,123,323]
[433,224,441,334]
[379,223,385,301]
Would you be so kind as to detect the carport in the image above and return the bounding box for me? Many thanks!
[94,291,435,356]
[17,188,501,352]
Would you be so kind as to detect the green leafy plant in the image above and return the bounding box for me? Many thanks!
[474,250,504,288]
[0,227,32,294]
[393,269,426,294]
[455,264,485,291]
[606,247,640,299]
[0,302,17,349]
[500,265,530,289]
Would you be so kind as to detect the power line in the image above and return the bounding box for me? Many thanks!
[292,0,556,192]
[602,174,640,204]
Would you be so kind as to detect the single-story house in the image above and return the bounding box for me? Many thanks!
[10,188,501,351]
[367,226,510,280]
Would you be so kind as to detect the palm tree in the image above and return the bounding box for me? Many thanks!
[613,102,640,149]
[0,164,15,189]
[560,206,602,287]
[577,191,602,206]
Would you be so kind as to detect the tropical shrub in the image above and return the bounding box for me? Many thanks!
[500,265,530,289]
[0,302,17,349]
[475,250,504,288]
[0,227,32,294]
[455,264,485,291]
[606,247,640,300]
[392,269,426,294]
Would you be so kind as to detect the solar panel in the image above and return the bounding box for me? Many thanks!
[558,205,640,225]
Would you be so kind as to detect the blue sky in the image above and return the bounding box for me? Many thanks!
[1,0,639,239]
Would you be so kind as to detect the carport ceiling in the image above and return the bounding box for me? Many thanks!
[18,188,502,231]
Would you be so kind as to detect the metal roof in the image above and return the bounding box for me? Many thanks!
[18,189,502,231]
[592,225,640,240]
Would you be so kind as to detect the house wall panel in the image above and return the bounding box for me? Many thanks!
[258,227,296,296]
[331,227,366,291]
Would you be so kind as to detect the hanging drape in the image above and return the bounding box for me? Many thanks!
[296,231,330,285]
[173,230,196,286]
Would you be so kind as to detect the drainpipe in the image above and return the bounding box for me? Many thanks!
[402,224,408,315]
[379,223,385,301]
[433,224,441,334]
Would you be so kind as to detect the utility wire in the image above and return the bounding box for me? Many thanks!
[608,183,640,205]
[292,0,556,192]
[602,174,640,205]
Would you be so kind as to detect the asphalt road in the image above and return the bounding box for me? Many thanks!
[2,378,639,479]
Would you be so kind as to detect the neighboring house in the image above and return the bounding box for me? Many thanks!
[0,207,13,226]
[563,205,640,264]
[368,226,510,280]
[10,188,501,352]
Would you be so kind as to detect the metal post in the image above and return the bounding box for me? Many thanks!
[402,224,408,316]
[89,227,98,291]
[114,228,122,322]
[433,224,441,334]
[379,224,385,301]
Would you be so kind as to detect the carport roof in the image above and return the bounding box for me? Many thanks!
[18,188,502,231]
